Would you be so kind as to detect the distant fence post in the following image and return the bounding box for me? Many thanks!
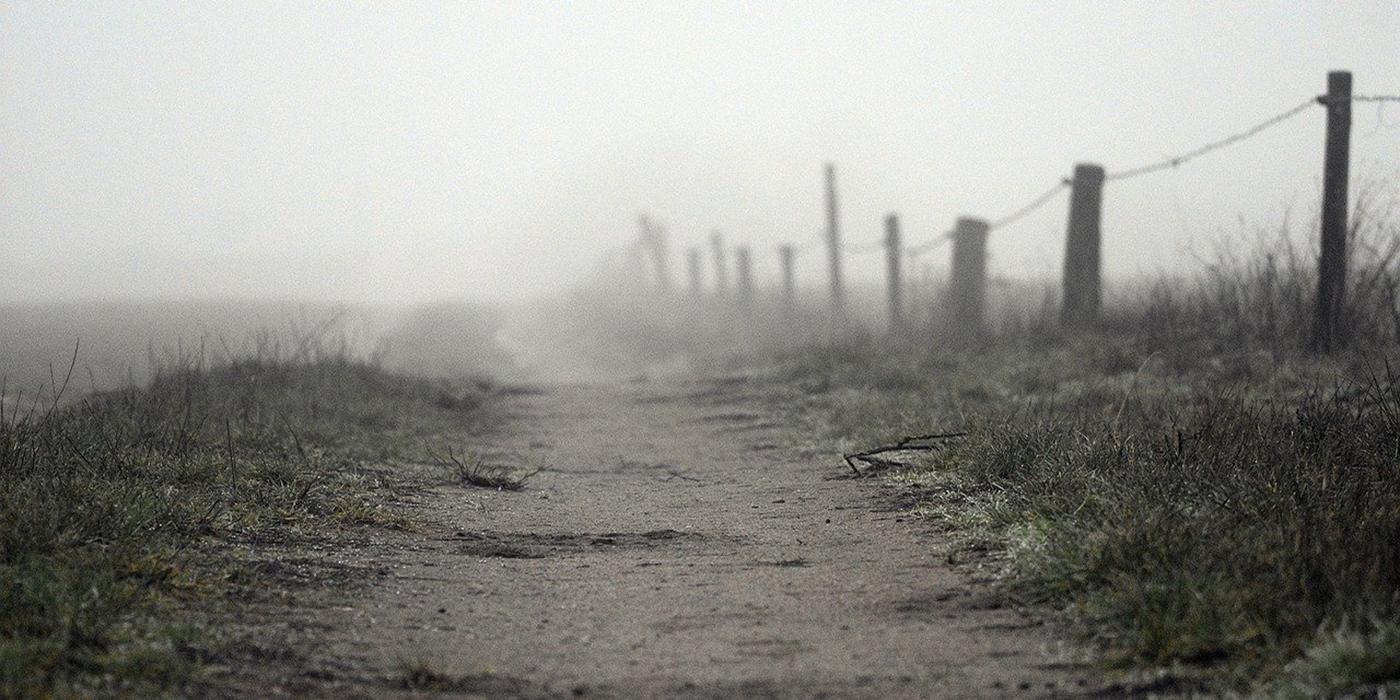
[949,217,989,335]
[687,247,703,297]
[638,214,671,290]
[736,245,753,304]
[779,244,796,311]
[636,214,652,286]
[825,163,845,315]
[1061,163,1106,327]
[1313,70,1352,352]
[884,213,903,334]
[710,231,729,297]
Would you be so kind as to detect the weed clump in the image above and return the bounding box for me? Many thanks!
[432,447,540,490]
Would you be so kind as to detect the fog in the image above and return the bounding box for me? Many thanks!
[3,1,1397,307]
[8,8,1400,695]
[2,2,1399,397]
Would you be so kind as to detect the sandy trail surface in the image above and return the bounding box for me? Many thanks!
[245,378,1110,699]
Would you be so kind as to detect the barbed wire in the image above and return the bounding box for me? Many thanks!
[988,179,1071,231]
[1105,98,1317,182]
[843,240,885,255]
[688,91,1400,266]
[899,178,1069,252]
[905,231,953,256]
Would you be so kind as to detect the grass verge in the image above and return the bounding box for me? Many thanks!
[777,334,1400,697]
[0,353,489,699]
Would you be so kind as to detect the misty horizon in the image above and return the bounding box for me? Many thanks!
[3,2,1397,307]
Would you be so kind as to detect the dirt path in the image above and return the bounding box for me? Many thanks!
[259,378,1108,699]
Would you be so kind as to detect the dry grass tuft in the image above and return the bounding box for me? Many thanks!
[432,446,540,491]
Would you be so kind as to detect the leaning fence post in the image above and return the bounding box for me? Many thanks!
[735,245,753,304]
[884,213,904,334]
[779,244,796,311]
[1313,70,1352,352]
[1061,163,1106,327]
[687,247,703,297]
[710,231,729,297]
[949,217,989,335]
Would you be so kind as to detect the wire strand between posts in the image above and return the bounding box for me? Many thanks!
[1105,98,1317,182]
[988,180,1072,231]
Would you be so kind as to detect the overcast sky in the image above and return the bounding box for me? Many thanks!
[2,1,1397,304]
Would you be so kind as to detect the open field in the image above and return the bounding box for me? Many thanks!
[7,230,1400,698]
[6,5,1400,698]
[7,198,1400,699]
[3,324,1129,699]
[4,190,1400,699]
[0,299,518,407]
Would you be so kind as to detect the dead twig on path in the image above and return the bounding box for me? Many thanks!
[843,432,967,476]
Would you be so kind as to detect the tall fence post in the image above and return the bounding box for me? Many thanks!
[1314,70,1352,352]
[949,217,989,335]
[687,247,703,297]
[710,231,729,297]
[1061,163,1106,327]
[884,213,903,334]
[779,245,796,311]
[736,245,753,304]
[825,163,845,315]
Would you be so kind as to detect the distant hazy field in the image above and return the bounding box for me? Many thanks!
[0,299,519,409]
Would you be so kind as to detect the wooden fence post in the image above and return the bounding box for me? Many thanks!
[779,245,796,310]
[736,245,753,304]
[1061,163,1106,326]
[1314,70,1352,352]
[638,214,671,290]
[710,231,729,297]
[636,214,652,286]
[949,217,989,334]
[687,247,703,297]
[884,213,904,334]
[825,163,845,314]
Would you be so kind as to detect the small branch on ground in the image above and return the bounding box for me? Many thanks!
[843,432,967,476]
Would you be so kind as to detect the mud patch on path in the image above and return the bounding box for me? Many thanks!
[377,670,535,696]
[717,420,779,433]
[226,556,390,601]
[755,557,810,568]
[732,637,815,660]
[451,528,729,559]
[699,411,766,424]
